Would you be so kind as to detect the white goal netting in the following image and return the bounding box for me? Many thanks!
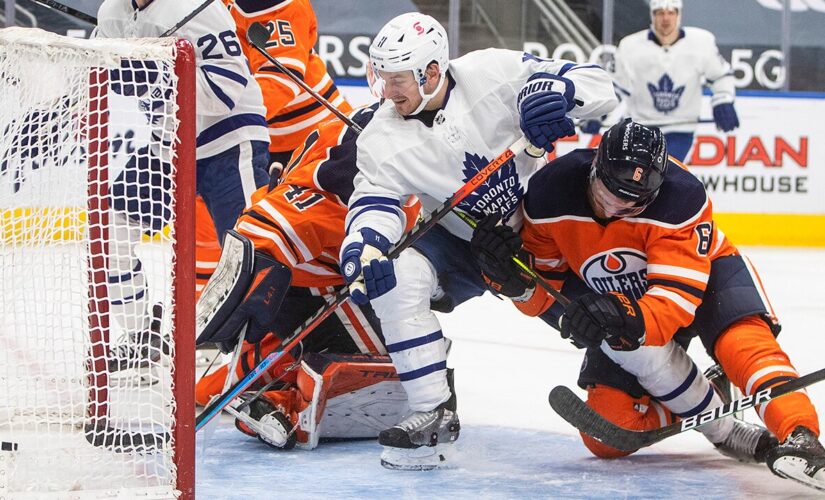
[0,28,194,498]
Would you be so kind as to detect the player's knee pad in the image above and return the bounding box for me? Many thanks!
[196,230,292,352]
[582,385,674,459]
[370,248,437,321]
[245,352,408,450]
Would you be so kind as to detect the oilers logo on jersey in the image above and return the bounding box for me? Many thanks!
[647,74,685,113]
[458,152,523,219]
[581,249,648,300]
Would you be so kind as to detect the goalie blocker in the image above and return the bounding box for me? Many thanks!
[196,230,292,353]
[234,352,409,449]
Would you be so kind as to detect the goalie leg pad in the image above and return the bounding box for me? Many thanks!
[196,230,292,351]
[244,352,409,450]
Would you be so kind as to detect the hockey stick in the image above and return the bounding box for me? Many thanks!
[195,136,544,431]
[246,22,360,132]
[159,0,214,37]
[28,0,211,37]
[549,367,825,451]
[29,0,96,24]
[452,210,570,307]
[577,118,715,133]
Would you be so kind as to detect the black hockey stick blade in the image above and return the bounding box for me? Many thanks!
[549,367,825,452]
[247,21,270,49]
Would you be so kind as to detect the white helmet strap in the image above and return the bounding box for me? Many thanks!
[412,64,446,115]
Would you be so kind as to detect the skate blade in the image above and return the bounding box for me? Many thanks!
[380,444,454,471]
[770,456,825,492]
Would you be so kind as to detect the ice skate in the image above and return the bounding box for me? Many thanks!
[231,393,296,450]
[714,418,778,463]
[108,304,168,373]
[379,370,460,471]
[766,426,825,492]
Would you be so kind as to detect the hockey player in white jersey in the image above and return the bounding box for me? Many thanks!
[338,12,617,470]
[95,0,271,370]
[581,0,739,161]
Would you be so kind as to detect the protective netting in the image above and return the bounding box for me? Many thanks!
[0,28,192,498]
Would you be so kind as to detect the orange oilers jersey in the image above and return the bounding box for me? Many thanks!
[235,105,420,290]
[225,0,352,153]
[519,149,738,347]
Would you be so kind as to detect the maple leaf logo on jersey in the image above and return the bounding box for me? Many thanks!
[457,151,523,220]
[647,74,685,113]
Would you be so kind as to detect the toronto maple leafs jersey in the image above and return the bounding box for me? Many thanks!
[96,0,269,158]
[346,49,617,244]
[613,27,735,134]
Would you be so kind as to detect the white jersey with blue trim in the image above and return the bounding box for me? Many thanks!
[346,48,617,244]
[613,27,736,134]
[96,0,269,158]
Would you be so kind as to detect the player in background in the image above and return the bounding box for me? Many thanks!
[225,0,352,169]
[338,12,617,469]
[95,0,271,370]
[581,0,739,162]
[194,104,421,449]
[192,0,353,295]
[470,120,824,490]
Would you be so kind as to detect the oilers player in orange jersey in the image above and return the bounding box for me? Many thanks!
[470,119,824,491]
[224,0,352,168]
[193,0,353,295]
[194,104,421,449]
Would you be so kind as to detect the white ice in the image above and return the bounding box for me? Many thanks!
[196,247,825,499]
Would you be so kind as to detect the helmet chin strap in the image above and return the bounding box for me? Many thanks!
[410,71,447,115]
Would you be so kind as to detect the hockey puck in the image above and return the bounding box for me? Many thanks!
[1,441,18,451]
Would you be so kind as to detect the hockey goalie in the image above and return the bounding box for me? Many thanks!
[195,104,422,449]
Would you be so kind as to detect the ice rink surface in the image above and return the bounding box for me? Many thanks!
[197,247,825,499]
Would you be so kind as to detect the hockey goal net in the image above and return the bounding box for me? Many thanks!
[0,28,194,498]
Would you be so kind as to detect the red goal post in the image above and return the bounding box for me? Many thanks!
[0,28,195,498]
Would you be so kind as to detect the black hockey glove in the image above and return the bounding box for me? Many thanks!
[470,213,534,298]
[560,292,645,351]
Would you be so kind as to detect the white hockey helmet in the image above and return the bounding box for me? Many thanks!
[649,0,682,12]
[368,12,449,115]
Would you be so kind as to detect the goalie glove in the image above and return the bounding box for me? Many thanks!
[469,213,535,300]
[340,228,396,305]
[560,292,645,351]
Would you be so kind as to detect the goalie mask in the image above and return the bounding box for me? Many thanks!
[368,12,449,115]
[590,119,668,217]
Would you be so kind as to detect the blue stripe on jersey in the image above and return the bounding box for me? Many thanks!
[350,196,401,209]
[398,360,448,382]
[345,205,402,234]
[557,62,575,75]
[197,113,267,147]
[107,261,143,284]
[202,64,248,87]
[201,68,235,110]
[654,363,698,402]
[562,64,602,74]
[385,331,444,353]
[676,386,715,418]
[110,289,146,306]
